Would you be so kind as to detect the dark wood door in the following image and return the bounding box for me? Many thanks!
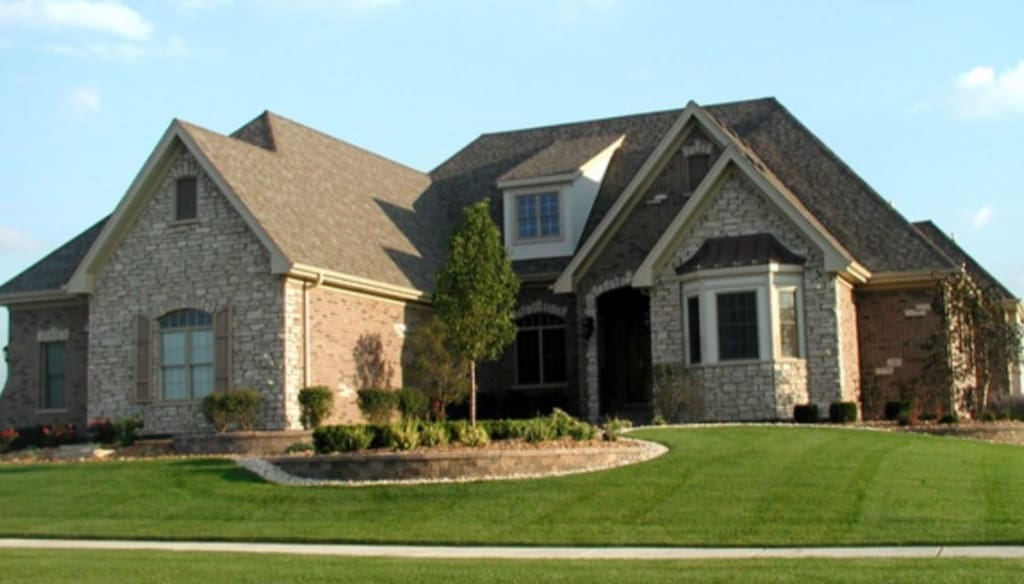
[597,288,652,415]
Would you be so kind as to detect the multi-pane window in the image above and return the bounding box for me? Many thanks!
[40,341,66,410]
[175,176,198,221]
[717,292,759,361]
[160,309,214,401]
[778,289,799,358]
[515,313,567,385]
[686,296,701,365]
[686,154,710,191]
[516,192,560,240]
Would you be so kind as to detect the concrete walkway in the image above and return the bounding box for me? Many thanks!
[2,539,1024,560]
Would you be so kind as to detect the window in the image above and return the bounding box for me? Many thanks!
[515,313,567,385]
[40,341,66,410]
[717,292,759,360]
[778,289,799,358]
[687,296,701,364]
[687,154,710,191]
[175,176,197,221]
[516,192,560,240]
[160,309,213,401]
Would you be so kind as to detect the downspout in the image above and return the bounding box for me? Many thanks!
[303,272,325,387]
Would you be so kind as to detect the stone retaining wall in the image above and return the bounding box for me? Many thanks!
[174,430,312,455]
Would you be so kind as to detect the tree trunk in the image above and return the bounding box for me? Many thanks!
[469,360,477,427]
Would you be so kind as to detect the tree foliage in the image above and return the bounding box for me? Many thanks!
[434,199,520,424]
[925,269,1022,417]
[404,316,470,420]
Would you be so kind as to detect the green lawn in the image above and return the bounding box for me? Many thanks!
[0,551,1022,583]
[1,426,1022,546]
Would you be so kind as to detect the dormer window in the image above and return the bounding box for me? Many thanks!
[175,176,197,221]
[686,153,710,191]
[516,191,560,241]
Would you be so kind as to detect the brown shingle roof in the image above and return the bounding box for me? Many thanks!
[676,233,806,274]
[181,112,443,292]
[913,220,1016,299]
[498,134,622,182]
[0,216,108,296]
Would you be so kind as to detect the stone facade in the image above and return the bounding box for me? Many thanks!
[856,286,945,418]
[88,150,288,434]
[0,302,89,430]
[646,169,845,420]
[686,360,808,421]
[283,279,430,427]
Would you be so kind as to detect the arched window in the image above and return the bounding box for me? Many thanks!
[515,313,567,386]
[160,309,213,401]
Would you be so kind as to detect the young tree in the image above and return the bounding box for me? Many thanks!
[404,316,469,420]
[434,199,520,425]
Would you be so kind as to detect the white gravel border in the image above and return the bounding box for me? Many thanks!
[237,437,668,488]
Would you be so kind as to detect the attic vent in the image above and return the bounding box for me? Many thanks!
[682,140,713,157]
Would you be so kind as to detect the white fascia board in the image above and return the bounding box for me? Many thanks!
[553,102,733,294]
[0,289,84,307]
[288,263,430,304]
[497,171,580,190]
[632,148,865,289]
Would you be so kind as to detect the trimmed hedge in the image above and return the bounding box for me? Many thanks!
[298,386,334,430]
[313,425,374,453]
[357,389,398,424]
[829,402,858,424]
[793,404,819,424]
[201,389,262,432]
[884,401,911,422]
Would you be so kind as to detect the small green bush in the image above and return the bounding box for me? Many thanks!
[919,411,937,422]
[450,421,490,447]
[397,388,429,421]
[418,422,449,447]
[884,400,912,421]
[523,418,556,443]
[480,420,511,441]
[284,442,314,454]
[298,386,334,430]
[898,411,915,426]
[112,417,144,446]
[602,418,632,441]
[982,411,998,422]
[0,427,19,453]
[87,418,116,444]
[313,425,373,454]
[383,422,421,451]
[651,415,668,426]
[829,402,858,424]
[201,389,263,432]
[568,421,596,441]
[939,413,959,425]
[548,408,575,438]
[357,388,399,424]
[793,404,819,424]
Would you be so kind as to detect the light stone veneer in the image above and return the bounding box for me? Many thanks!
[89,149,288,433]
[649,169,848,420]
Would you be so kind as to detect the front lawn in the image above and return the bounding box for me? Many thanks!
[0,426,1022,546]
[1,551,1022,583]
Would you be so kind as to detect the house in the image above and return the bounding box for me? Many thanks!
[0,98,1019,434]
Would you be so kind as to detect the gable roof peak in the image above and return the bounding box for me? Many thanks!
[230,110,277,151]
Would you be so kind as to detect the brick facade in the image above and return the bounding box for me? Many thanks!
[89,149,288,434]
[0,302,89,430]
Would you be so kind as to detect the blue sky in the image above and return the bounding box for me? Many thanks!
[1,0,1023,387]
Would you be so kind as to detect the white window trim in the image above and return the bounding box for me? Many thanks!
[511,189,566,245]
[680,263,804,365]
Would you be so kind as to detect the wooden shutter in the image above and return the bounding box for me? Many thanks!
[214,306,232,392]
[135,315,151,403]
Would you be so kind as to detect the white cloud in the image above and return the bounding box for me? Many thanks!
[47,40,143,60]
[175,0,233,12]
[951,61,1024,119]
[971,205,993,229]
[66,84,100,116]
[0,0,153,40]
[0,225,42,254]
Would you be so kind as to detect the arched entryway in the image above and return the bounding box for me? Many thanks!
[597,287,652,418]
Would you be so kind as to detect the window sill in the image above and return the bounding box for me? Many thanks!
[513,235,565,245]
[152,399,206,406]
[36,408,68,414]
[169,218,199,227]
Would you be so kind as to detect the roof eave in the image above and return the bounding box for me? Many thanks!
[287,263,431,304]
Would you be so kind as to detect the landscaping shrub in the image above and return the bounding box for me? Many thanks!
[418,422,449,447]
[480,419,511,440]
[793,404,819,424]
[568,421,596,441]
[449,421,490,447]
[403,316,469,421]
[312,425,373,454]
[601,418,632,441]
[522,418,556,443]
[0,427,18,453]
[87,418,116,444]
[298,386,334,430]
[201,389,263,432]
[40,422,77,447]
[919,411,937,422]
[884,400,912,421]
[382,422,421,451]
[987,396,1024,421]
[365,424,392,449]
[651,415,668,426]
[112,417,144,446]
[284,442,314,454]
[357,388,398,424]
[898,411,916,426]
[548,408,575,438]
[829,402,858,424]
[397,388,429,421]
[939,413,959,425]
[982,411,998,422]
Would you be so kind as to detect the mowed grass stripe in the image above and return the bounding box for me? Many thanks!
[1,426,1022,546]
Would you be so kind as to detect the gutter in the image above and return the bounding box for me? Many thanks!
[302,272,325,387]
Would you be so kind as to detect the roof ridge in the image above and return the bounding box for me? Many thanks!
[261,110,430,179]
